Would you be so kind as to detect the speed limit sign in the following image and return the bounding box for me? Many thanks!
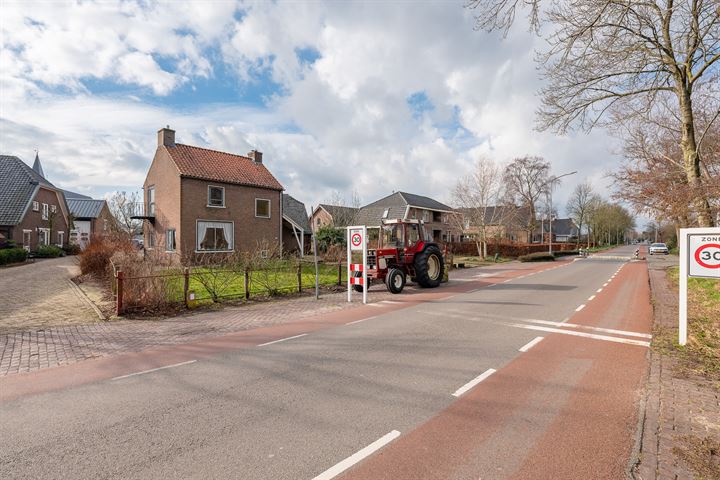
[679,227,720,346]
[688,234,720,278]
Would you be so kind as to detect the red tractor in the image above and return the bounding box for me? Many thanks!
[353,219,445,294]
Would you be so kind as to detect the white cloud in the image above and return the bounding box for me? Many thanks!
[0,0,627,218]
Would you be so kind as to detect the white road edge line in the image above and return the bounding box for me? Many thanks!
[112,360,197,381]
[257,333,308,347]
[452,368,497,397]
[519,336,544,352]
[588,295,596,301]
[507,323,650,347]
[596,288,603,293]
[346,316,377,325]
[311,430,401,480]
[603,282,609,286]
[576,304,586,312]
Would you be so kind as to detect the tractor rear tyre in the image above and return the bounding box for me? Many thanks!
[414,245,444,288]
[352,271,364,293]
[385,268,406,294]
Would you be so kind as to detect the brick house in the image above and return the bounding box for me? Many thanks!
[458,205,531,243]
[0,154,71,250]
[137,128,284,261]
[309,204,360,232]
[353,192,461,242]
[64,192,116,249]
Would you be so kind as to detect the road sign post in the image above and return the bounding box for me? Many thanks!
[678,227,720,346]
[347,225,368,304]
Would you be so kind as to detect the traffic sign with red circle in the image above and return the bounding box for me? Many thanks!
[689,235,720,278]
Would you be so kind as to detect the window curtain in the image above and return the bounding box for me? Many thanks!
[197,221,233,251]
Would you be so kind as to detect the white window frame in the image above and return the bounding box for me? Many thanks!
[22,229,32,251]
[42,203,49,220]
[50,204,57,214]
[166,229,176,252]
[147,186,156,215]
[38,228,50,246]
[57,231,64,247]
[255,198,271,218]
[207,185,226,208]
[32,201,39,212]
[195,220,234,253]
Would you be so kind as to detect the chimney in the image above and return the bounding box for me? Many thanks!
[248,149,263,164]
[158,126,175,147]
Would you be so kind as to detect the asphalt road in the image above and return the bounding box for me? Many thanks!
[0,247,652,480]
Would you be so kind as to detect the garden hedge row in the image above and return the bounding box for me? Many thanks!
[0,248,28,265]
[518,252,556,262]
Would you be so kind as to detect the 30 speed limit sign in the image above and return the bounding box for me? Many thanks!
[689,234,720,278]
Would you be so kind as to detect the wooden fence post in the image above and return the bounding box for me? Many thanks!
[337,262,342,286]
[116,270,124,316]
[244,268,250,301]
[183,267,190,308]
[297,261,302,293]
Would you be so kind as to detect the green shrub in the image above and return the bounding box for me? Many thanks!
[315,226,345,251]
[0,248,28,265]
[34,245,65,258]
[63,244,82,256]
[553,250,579,258]
[518,252,556,262]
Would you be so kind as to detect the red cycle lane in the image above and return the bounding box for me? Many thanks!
[338,261,652,480]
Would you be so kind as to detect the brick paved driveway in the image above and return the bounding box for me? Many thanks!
[0,257,99,335]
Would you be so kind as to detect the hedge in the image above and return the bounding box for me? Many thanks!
[518,252,556,262]
[34,245,65,258]
[0,248,28,265]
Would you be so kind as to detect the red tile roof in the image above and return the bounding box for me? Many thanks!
[166,144,284,191]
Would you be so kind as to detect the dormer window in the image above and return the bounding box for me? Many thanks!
[208,186,225,207]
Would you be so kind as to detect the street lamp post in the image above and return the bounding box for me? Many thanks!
[545,171,577,255]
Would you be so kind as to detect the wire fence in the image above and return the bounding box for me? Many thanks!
[112,260,348,314]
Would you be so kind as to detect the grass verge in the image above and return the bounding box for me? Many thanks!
[660,267,720,381]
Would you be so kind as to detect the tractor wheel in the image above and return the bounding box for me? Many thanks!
[352,271,364,293]
[414,245,444,288]
[385,268,406,294]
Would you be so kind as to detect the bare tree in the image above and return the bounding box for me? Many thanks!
[503,155,551,241]
[566,181,595,247]
[452,156,507,257]
[325,189,361,227]
[107,191,142,235]
[467,0,720,227]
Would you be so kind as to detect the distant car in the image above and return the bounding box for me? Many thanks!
[649,242,669,255]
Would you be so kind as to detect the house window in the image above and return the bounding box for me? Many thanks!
[166,229,176,252]
[147,231,155,248]
[50,205,57,214]
[147,186,155,215]
[423,210,432,222]
[382,208,390,219]
[255,198,271,218]
[208,186,225,207]
[42,203,49,220]
[32,201,39,211]
[23,230,32,251]
[57,231,64,246]
[197,221,233,251]
[316,218,321,227]
[38,228,49,246]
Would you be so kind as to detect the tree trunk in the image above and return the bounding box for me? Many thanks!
[677,87,714,227]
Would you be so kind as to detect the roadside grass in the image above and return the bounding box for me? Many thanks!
[178,262,346,306]
[672,435,720,480]
[660,267,720,381]
[452,255,512,268]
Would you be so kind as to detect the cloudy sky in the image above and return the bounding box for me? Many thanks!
[1,0,621,216]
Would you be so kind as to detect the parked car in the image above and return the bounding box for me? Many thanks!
[649,242,669,255]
